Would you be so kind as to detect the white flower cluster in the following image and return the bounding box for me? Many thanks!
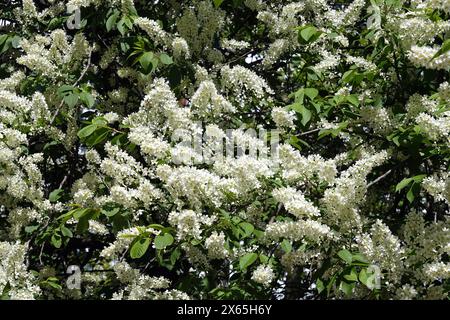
[278,144,338,185]
[168,210,216,240]
[271,107,296,130]
[273,187,320,218]
[0,242,41,299]
[221,65,274,105]
[323,151,389,231]
[191,80,235,118]
[251,265,275,287]
[422,173,450,204]
[205,231,228,259]
[265,219,333,243]
[111,261,188,300]
[408,45,450,70]
[415,112,450,142]
[134,18,168,46]
[221,39,250,52]
[357,220,405,284]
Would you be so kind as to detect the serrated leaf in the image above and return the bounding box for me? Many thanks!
[239,252,258,270]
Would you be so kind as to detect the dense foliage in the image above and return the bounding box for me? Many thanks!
[0,0,449,300]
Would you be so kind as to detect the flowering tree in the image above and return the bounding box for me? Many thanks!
[0,0,449,300]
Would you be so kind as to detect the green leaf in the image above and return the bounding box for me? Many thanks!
[341,70,355,84]
[45,280,62,290]
[117,18,127,35]
[359,268,368,285]
[159,53,173,65]
[298,26,321,44]
[86,128,110,147]
[407,182,421,203]
[77,124,98,139]
[92,117,108,126]
[344,268,358,282]
[239,222,254,237]
[170,247,181,265]
[64,93,79,108]
[339,281,355,296]
[51,234,62,248]
[154,233,174,250]
[139,52,154,73]
[214,0,225,7]
[123,16,133,29]
[293,104,312,126]
[352,253,369,264]
[49,189,63,203]
[395,177,413,192]
[130,237,151,259]
[102,207,120,217]
[239,252,258,270]
[337,249,353,264]
[60,225,73,238]
[72,208,90,219]
[346,95,359,107]
[11,36,21,49]
[304,88,318,100]
[106,11,120,32]
[57,85,74,97]
[316,279,325,294]
[79,92,95,108]
[25,225,39,233]
[280,239,292,253]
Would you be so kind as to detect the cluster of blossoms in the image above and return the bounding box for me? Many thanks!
[0,0,449,300]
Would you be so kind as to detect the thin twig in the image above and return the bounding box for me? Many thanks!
[297,128,320,137]
[367,169,393,188]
